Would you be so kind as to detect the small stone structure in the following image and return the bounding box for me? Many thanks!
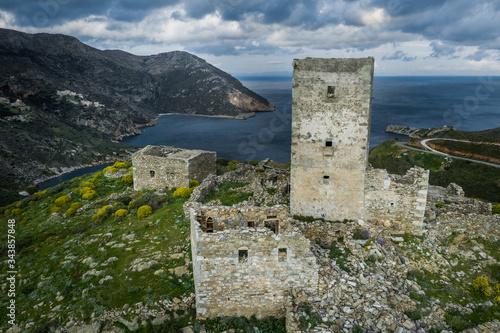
[132,145,216,190]
[190,205,319,319]
[364,167,429,235]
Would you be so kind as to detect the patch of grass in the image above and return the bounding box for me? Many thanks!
[199,315,286,333]
[266,187,279,195]
[297,304,322,332]
[202,181,252,206]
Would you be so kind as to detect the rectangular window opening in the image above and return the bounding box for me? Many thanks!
[150,170,155,178]
[327,86,335,98]
[325,140,333,147]
[323,175,330,180]
[247,221,255,228]
[238,250,248,263]
[265,220,279,234]
[278,248,287,262]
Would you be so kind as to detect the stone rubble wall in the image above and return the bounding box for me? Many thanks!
[190,206,319,320]
[364,167,429,235]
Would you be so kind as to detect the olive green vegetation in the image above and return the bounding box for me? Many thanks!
[429,139,500,161]
[0,91,138,207]
[202,181,252,206]
[0,163,285,332]
[368,139,500,202]
[415,126,500,143]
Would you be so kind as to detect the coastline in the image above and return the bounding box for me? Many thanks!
[158,112,258,120]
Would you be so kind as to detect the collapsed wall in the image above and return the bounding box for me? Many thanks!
[364,167,429,235]
[190,205,319,319]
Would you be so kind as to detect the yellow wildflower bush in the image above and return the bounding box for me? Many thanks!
[11,208,22,215]
[51,206,62,213]
[122,173,133,185]
[115,209,129,218]
[70,202,83,210]
[54,195,71,207]
[137,205,152,218]
[472,276,491,296]
[80,181,95,189]
[173,187,193,199]
[103,166,118,174]
[494,283,500,294]
[189,180,200,188]
[92,205,111,221]
[81,190,98,201]
[66,207,77,217]
[113,161,128,169]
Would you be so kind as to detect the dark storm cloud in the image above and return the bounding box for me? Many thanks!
[0,0,179,27]
[382,50,416,61]
[1,0,500,59]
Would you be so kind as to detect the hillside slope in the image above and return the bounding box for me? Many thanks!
[0,29,274,134]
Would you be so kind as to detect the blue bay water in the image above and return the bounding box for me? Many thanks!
[39,76,500,188]
[123,76,500,164]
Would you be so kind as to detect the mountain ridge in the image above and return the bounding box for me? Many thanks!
[0,28,275,137]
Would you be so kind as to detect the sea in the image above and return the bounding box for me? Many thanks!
[38,76,500,189]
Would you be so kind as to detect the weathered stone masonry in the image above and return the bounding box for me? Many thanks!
[289,57,429,235]
[364,167,429,236]
[290,57,374,221]
[190,205,319,319]
[132,145,216,191]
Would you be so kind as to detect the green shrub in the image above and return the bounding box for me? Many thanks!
[11,208,22,215]
[128,192,164,211]
[256,168,265,172]
[435,202,445,208]
[189,180,200,188]
[80,187,93,195]
[249,160,258,166]
[173,187,193,199]
[122,173,133,185]
[81,190,98,201]
[137,205,152,218]
[492,204,500,215]
[216,157,231,166]
[115,209,128,218]
[54,195,71,207]
[65,207,77,217]
[228,160,239,166]
[92,205,111,221]
[116,194,132,206]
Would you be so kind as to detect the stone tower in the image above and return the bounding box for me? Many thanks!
[290,57,374,221]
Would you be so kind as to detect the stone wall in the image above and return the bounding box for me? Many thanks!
[132,145,216,190]
[190,205,319,319]
[364,167,429,235]
[290,57,374,221]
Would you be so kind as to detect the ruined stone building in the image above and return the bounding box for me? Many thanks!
[290,57,429,233]
[190,205,319,319]
[132,145,216,191]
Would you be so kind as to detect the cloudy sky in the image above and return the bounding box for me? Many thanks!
[1,0,500,76]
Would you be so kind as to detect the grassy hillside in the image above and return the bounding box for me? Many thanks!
[0,161,286,333]
[369,139,500,203]
[0,92,137,207]
[415,126,500,142]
